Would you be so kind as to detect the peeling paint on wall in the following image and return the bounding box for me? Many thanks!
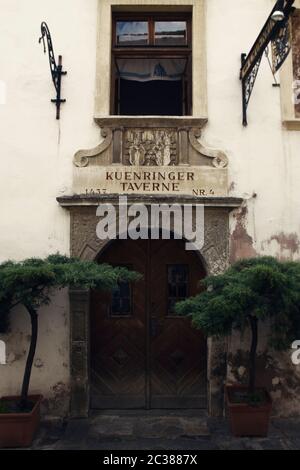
[262,232,300,260]
[34,358,44,369]
[42,381,70,417]
[230,206,257,263]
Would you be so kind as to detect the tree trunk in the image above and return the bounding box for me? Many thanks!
[248,315,258,395]
[19,305,38,411]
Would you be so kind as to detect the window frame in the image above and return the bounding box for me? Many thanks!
[112,12,192,50]
[111,12,193,116]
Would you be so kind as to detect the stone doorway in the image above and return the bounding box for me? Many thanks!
[90,237,207,410]
[57,195,243,417]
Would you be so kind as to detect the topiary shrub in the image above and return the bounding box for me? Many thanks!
[0,254,140,411]
[176,257,300,397]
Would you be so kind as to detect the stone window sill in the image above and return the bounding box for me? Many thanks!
[94,115,208,129]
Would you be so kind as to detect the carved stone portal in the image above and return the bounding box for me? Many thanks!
[56,198,243,419]
[64,118,240,418]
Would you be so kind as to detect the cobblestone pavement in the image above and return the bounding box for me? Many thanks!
[30,411,300,450]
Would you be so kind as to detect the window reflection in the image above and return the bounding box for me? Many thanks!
[116,21,149,46]
[155,21,187,46]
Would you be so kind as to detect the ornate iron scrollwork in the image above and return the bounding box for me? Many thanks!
[39,22,67,120]
[241,53,263,126]
[240,0,295,126]
[271,18,292,73]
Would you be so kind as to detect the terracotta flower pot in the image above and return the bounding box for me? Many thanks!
[0,395,43,448]
[225,385,272,437]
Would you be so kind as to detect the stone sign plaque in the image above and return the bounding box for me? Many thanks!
[74,166,228,197]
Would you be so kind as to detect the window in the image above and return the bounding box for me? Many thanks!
[110,265,133,317]
[167,265,189,315]
[292,10,300,119]
[280,5,300,129]
[111,13,192,116]
[114,18,189,47]
[116,21,149,46]
[155,21,187,46]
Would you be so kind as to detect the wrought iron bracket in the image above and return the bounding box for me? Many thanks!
[241,52,263,127]
[39,22,67,120]
[240,0,295,126]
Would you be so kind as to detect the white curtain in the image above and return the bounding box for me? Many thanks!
[116,58,186,82]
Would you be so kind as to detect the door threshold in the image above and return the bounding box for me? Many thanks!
[89,409,208,417]
[87,409,210,440]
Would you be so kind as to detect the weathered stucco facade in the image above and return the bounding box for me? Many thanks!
[0,0,300,417]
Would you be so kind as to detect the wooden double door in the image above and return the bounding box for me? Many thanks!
[90,238,207,409]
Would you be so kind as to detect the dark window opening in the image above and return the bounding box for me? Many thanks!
[120,79,183,115]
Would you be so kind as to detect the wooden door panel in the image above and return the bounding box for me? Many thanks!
[90,239,147,409]
[149,239,207,409]
[90,238,207,410]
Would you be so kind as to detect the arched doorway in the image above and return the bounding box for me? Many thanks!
[90,237,207,410]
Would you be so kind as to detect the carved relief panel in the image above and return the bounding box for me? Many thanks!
[73,118,229,168]
[123,129,177,166]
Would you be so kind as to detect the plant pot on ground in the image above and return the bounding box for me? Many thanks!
[0,395,42,448]
[0,255,140,448]
[175,257,300,437]
[225,385,272,437]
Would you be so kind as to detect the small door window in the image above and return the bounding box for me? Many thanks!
[110,265,133,317]
[167,264,189,315]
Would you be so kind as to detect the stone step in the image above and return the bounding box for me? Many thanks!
[88,412,210,440]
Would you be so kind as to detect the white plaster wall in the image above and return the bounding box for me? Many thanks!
[0,0,300,416]
[205,0,300,260]
[0,0,99,414]
[0,0,100,261]
[205,0,300,416]
[0,290,70,415]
